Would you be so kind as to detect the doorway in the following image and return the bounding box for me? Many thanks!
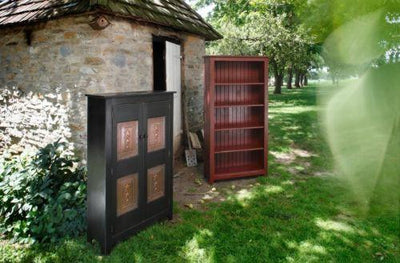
[152,36,182,145]
[153,38,166,91]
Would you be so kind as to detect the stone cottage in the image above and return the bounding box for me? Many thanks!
[0,0,221,157]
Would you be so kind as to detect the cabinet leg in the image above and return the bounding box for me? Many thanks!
[101,244,112,255]
[167,212,173,220]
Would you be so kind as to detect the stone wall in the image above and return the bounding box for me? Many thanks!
[0,87,72,154]
[182,36,205,132]
[0,15,205,157]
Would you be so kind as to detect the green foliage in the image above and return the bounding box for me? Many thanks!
[0,141,87,244]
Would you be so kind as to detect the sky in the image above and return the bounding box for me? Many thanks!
[187,0,215,18]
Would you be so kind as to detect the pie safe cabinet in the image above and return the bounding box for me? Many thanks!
[86,91,174,254]
[204,56,269,183]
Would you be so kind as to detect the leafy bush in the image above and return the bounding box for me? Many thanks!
[0,141,87,243]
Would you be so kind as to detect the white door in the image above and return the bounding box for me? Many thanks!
[166,41,182,140]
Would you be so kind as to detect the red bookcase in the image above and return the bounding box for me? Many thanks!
[204,56,269,183]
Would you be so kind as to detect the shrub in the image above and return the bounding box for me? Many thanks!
[0,141,87,244]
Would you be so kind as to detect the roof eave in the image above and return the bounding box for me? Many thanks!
[0,0,223,41]
[205,32,223,41]
[93,6,223,41]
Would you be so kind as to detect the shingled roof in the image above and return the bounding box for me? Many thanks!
[0,0,222,40]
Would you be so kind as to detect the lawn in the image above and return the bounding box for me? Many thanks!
[1,83,399,263]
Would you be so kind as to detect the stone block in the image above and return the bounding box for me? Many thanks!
[84,56,105,65]
[63,32,77,39]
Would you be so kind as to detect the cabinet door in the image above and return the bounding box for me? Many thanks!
[111,103,145,235]
[144,100,172,217]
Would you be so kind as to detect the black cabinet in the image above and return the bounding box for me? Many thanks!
[86,91,174,254]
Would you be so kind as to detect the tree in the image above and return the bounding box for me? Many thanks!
[194,0,317,94]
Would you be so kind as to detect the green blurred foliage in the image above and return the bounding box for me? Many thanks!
[324,64,400,214]
[304,0,399,79]
[324,10,385,65]
[319,1,400,214]
[301,0,400,43]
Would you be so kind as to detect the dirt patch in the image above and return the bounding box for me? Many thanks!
[271,147,316,165]
[173,161,258,210]
[313,171,334,177]
[270,145,316,176]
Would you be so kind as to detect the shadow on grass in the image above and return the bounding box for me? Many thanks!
[3,174,397,262]
[268,86,332,175]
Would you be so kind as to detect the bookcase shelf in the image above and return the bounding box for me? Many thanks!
[215,145,264,154]
[215,167,265,179]
[214,129,264,153]
[214,151,265,179]
[214,103,264,108]
[215,123,264,131]
[204,56,269,183]
[215,82,265,86]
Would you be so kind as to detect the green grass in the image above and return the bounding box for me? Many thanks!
[1,83,399,262]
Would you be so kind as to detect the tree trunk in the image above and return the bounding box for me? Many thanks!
[304,75,308,86]
[295,70,301,88]
[287,67,293,89]
[274,72,283,94]
[271,58,284,94]
[300,74,304,87]
[331,73,338,85]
